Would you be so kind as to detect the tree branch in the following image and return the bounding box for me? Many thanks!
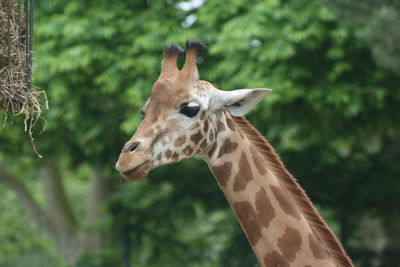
[82,166,115,251]
[40,159,78,232]
[0,168,54,233]
[84,167,113,224]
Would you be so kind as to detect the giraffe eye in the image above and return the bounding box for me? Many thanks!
[179,103,200,118]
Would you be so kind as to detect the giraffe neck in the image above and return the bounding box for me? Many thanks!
[202,114,353,267]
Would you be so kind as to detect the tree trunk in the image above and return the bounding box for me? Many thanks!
[381,214,400,267]
[358,216,387,267]
[40,159,80,261]
[0,168,54,233]
[0,162,116,263]
[122,225,132,267]
[80,167,115,253]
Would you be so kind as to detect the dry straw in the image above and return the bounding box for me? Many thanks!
[0,0,47,155]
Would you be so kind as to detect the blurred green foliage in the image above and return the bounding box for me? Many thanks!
[0,0,399,266]
[0,187,64,267]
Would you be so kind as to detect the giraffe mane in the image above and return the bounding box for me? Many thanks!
[232,116,353,267]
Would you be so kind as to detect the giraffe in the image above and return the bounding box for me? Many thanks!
[115,41,354,267]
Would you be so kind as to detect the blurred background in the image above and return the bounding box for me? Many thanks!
[1,0,399,266]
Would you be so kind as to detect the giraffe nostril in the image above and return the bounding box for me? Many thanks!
[128,142,140,153]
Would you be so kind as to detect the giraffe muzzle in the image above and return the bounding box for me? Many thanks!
[122,161,151,181]
[115,139,153,180]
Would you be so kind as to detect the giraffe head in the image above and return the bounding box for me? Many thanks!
[115,41,271,180]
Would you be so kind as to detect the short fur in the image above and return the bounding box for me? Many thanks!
[232,116,354,267]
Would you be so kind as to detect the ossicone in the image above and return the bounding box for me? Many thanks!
[163,43,185,56]
[158,43,184,80]
[178,40,208,83]
[185,40,208,54]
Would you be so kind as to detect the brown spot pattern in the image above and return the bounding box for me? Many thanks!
[174,135,186,147]
[250,146,268,175]
[172,152,179,161]
[190,130,203,144]
[233,152,253,191]
[200,111,205,119]
[211,162,232,187]
[233,201,261,246]
[270,185,302,220]
[309,233,329,259]
[217,121,225,132]
[232,188,276,247]
[200,139,207,149]
[209,130,214,141]
[263,250,290,267]
[226,117,236,131]
[183,145,193,156]
[150,130,164,147]
[165,149,172,158]
[203,120,209,133]
[277,227,302,262]
[157,154,162,160]
[255,188,275,229]
[217,138,238,159]
[190,122,200,130]
[207,142,217,158]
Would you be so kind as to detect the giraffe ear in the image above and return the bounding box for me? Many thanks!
[216,89,272,116]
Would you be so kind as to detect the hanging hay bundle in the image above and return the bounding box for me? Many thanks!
[0,0,47,128]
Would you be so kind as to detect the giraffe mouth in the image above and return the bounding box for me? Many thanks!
[122,161,151,181]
